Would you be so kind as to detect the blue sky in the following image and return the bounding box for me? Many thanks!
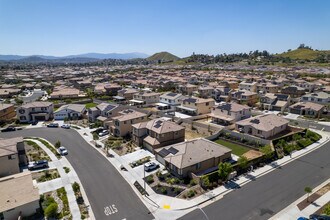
[0,0,329,57]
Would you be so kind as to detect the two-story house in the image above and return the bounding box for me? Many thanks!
[259,93,291,112]
[110,109,148,137]
[0,137,27,177]
[132,119,185,152]
[129,92,160,106]
[209,102,251,126]
[157,92,184,110]
[16,102,54,123]
[0,103,16,124]
[197,85,214,98]
[176,84,198,96]
[281,85,306,98]
[211,86,232,102]
[301,92,330,105]
[176,97,215,116]
[88,102,118,122]
[289,102,325,118]
[239,81,257,92]
[256,83,279,94]
[230,90,258,106]
[54,104,86,120]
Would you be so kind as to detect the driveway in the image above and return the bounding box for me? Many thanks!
[0,128,153,220]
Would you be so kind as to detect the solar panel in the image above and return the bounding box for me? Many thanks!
[158,148,170,157]
[250,119,260,124]
[168,147,179,155]
[167,93,177,97]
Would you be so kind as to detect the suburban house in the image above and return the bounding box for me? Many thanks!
[256,83,279,94]
[0,137,27,178]
[281,85,306,98]
[50,87,83,99]
[235,114,289,139]
[211,86,232,102]
[176,84,198,96]
[88,103,118,122]
[0,103,16,124]
[157,92,184,110]
[208,102,251,126]
[110,109,148,137]
[116,88,139,101]
[155,138,232,178]
[54,104,86,120]
[176,97,215,116]
[0,172,40,220]
[104,84,122,96]
[16,101,54,123]
[301,92,330,105]
[132,119,185,152]
[259,93,291,112]
[239,81,257,92]
[129,92,160,106]
[289,102,325,118]
[230,90,258,106]
[197,85,214,98]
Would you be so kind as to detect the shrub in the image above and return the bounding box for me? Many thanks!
[55,141,61,149]
[297,139,313,149]
[160,187,167,195]
[44,203,58,218]
[174,187,181,194]
[72,182,80,193]
[187,190,196,198]
[189,179,197,186]
[146,175,154,184]
[201,176,210,189]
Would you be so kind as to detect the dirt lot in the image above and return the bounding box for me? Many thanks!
[185,130,207,140]
[243,150,264,160]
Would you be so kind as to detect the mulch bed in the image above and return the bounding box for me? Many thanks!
[297,193,322,211]
[314,202,330,215]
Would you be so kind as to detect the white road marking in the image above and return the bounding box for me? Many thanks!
[104,204,118,216]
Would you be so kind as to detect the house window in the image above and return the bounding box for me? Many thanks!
[206,102,209,106]
[8,155,16,160]
[195,162,201,169]
[257,130,262,134]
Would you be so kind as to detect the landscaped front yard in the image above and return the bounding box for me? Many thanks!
[32,169,61,183]
[25,140,51,162]
[214,139,250,156]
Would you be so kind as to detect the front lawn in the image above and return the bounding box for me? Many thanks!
[214,139,250,156]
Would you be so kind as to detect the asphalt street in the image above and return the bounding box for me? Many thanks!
[180,140,330,220]
[0,128,153,220]
[292,119,330,132]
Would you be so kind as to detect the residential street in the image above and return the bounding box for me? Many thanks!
[0,128,153,220]
[180,140,330,220]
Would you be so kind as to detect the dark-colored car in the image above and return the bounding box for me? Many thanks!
[309,214,330,220]
[1,126,16,132]
[28,160,49,170]
[31,121,38,125]
[47,123,59,128]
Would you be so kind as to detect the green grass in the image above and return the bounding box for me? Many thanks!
[85,103,97,109]
[147,52,180,62]
[215,139,250,156]
[277,48,330,60]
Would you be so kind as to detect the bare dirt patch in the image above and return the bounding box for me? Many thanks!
[243,150,264,160]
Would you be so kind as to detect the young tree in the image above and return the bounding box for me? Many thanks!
[260,145,274,161]
[304,186,312,202]
[218,162,233,181]
[237,156,249,171]
[55,140,61,149]
[44,203,58,218]
[93,133,99,141]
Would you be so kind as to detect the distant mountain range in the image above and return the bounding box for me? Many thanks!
[0,52,149,62]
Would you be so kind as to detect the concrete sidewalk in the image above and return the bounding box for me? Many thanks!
[27,139,94,220]
[271,178,330,219]
[73,126,330,220]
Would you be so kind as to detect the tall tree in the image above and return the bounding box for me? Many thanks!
[218,162,233,181]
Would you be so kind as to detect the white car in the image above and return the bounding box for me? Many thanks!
[98,130,109,137]
[144,162,160,172]
[57,146,68,155]
[61,124,71,129]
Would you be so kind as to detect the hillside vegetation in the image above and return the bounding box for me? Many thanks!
[147,52,180,62]
[277,48,330,60]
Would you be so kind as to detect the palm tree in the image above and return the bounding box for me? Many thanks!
[304,186,312,202]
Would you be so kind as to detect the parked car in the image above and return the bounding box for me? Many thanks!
[57,146,68,155]
[47,123,59,128]
[98,130,109,137]
[144,162,160,172]
[28,160,49,170]
[31,121,38,125]
[1,126,16,132]
[309,214,330,220]
[61,124,71,129]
